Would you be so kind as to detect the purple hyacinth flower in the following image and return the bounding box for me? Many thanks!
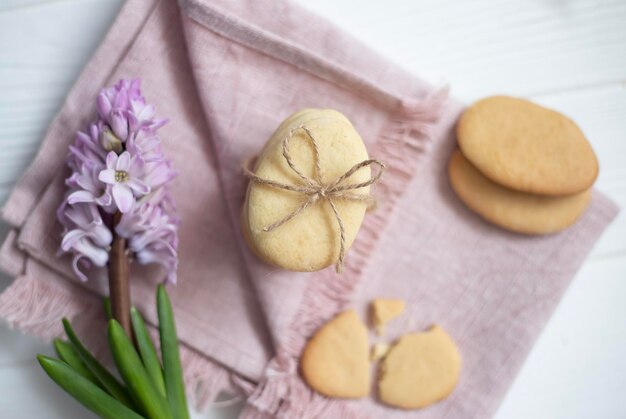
[98,151,150,213]
[60,203,112,281]
[126,129,161,159]
[110,109,129,141]
[143,160,176,190]
[115,196,179,284]
[66,163,112,207]
[68,125,107,171]
[59,78,178,283]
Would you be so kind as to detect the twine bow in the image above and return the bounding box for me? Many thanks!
[243,125,385,273]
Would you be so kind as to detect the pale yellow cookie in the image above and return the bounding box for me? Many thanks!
[457,96,598,196]
[300,310,370,398]
[370,343,390,362]
[448,150,592,235]
[371,299,406,336]
[243,109,371,271]
[378,326,461,409]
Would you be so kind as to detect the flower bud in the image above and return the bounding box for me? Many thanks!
[110,109,129,140]
[99,127,123,153]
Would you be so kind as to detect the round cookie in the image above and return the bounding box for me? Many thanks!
[300,310,370,398]
[457,96,598,196]
[378,326,461,409]
[448,149,592,235]
[243,109,371,272]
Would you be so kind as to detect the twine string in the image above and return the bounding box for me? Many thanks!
[243,124,385,273]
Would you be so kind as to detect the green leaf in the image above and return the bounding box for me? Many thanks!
[108,319,173,419]
[131,306,166,396]
[157,285,189,419]
[37,355,144,419]
[53,339,99,385]
[62,318,133,408]
[103,297,113,320]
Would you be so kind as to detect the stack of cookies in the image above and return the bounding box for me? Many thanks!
[449,96,599,235]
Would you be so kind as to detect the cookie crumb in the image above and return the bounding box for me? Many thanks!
[370,343,390,361]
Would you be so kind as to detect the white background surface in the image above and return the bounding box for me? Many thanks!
[1,0,625,418]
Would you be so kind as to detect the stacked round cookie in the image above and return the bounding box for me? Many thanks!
[449,96,598,235]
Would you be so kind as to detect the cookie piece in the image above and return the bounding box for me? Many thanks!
[371,299,406,336]
[300,310,370,398]
[243,109,371,271]
[448,149,592,235]
[378,326,461,409]
[370,343,390,362]
[457,96,598,196]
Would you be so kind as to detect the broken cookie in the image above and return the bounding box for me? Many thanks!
[378,325,461,409]
[300,309,370,398]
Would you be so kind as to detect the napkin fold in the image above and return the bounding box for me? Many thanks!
[0,0,618,418]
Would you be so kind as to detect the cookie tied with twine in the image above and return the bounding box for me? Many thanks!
[242,109,385,273]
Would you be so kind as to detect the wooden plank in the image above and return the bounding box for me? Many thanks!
[0,325,51,367]
[300,0,626,101]
[0,363,98,417]
[0,0,123,186]
[0,0,59,11]
[494,255,626,419]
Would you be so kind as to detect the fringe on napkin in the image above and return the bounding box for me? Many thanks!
[239,89,449,418]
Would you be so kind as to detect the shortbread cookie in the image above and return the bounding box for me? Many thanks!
[371,299,406,336]
[243,109,371,271]
[448,150,592,235]
[457,96,598,195]
[378,326,461,409]
[300,310,370,398]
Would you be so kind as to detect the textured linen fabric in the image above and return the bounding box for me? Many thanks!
[0,0,618,417]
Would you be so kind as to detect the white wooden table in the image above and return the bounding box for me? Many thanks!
[1,0,625,417]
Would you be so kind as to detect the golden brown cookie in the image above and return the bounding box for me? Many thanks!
[371,299,406,336]
[300,310,370,398]
[378,326,461,410]
[243,109,371,271]
[448,149,592,235]
[457,96,598,196]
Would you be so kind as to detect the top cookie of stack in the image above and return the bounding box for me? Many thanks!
[458,96,598,195]
[449,96,599,234]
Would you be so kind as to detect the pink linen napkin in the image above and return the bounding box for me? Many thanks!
[0,0,618,418]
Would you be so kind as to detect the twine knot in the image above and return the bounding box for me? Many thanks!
[243,125,385,273]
